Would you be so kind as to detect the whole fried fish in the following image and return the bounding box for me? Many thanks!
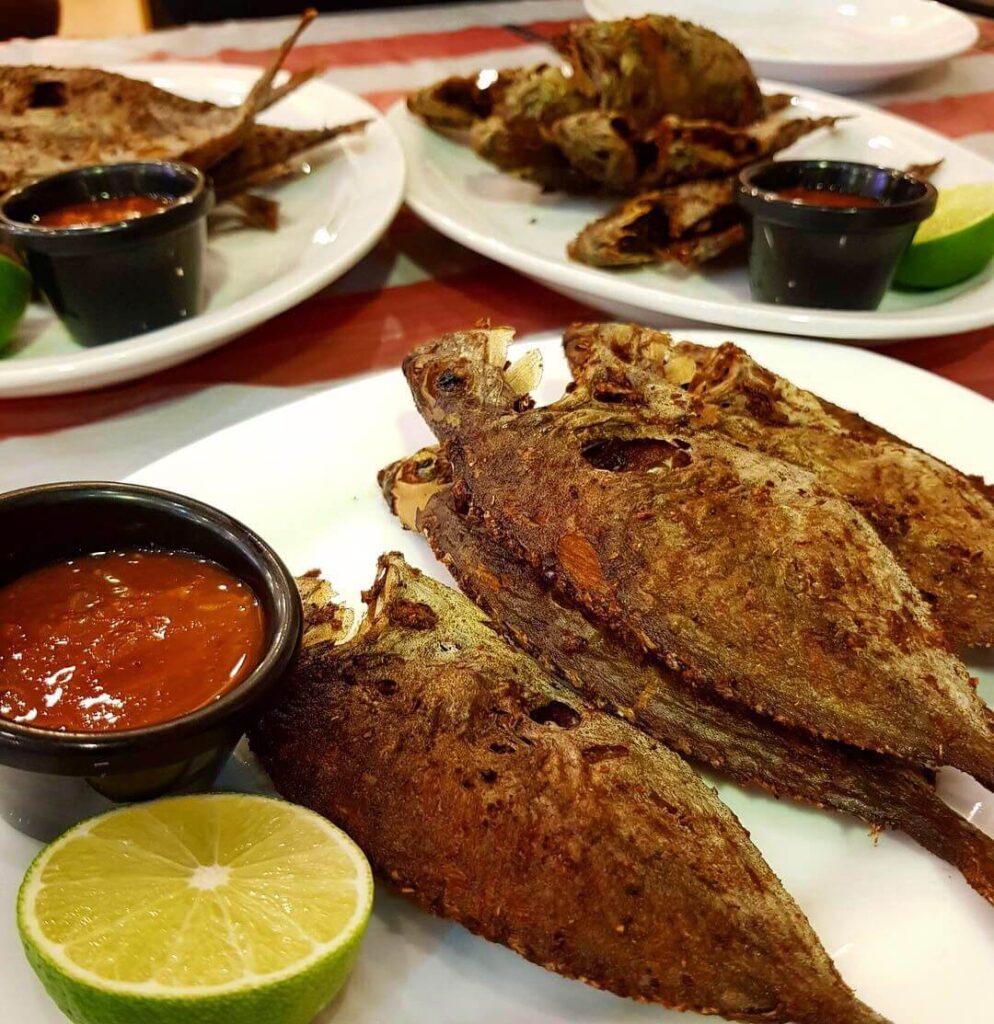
[402,326,994,789]
[567,178,743,267]
[565,324,994,647]
[0,13,315,194]
[250,554,889,1024]
[381,448,994,907]
[555,16,763,128]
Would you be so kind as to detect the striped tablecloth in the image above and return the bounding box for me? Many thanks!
[2,0,993,489]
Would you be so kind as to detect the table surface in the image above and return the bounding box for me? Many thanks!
[1,0,993,490]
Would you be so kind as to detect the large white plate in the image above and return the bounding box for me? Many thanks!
[584,0,979,93]
[3,328,992,1024]
[0,64,405,398]
[390,84,994,343]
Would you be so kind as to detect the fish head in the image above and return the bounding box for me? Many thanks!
[403,325,542,440]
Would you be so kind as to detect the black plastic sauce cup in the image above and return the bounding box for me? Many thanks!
[0,482,301,841]
[736,160,937,310]
[0,161,213,345]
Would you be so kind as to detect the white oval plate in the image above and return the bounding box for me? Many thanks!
[0,64,405,398]
[583,0,979,93]
[3,328,990,1024]
[390,85,994,343]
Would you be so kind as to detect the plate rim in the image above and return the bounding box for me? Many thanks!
[0,63,406,399]
[391,80,994,341]
[581,0,979,73]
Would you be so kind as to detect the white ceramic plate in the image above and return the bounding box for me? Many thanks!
[583,0,979,93]
[390,86,994,343]
[3,328,992,1024]
[0,64,405,398]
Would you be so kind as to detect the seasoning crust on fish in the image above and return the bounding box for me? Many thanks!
[566,325,994,647]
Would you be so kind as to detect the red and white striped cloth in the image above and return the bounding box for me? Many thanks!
[1,0,993,488]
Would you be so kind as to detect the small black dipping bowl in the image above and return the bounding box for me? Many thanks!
[0,161,213,346]
[736,160,937,310]
[0,482,301,841]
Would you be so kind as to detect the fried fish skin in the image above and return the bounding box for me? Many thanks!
[381,450,994,908]
[555,16,763,128]
[406,69,522,130]
[566,324,994,648]
[550,109,842,192]
[402,326,994,790]
[566,179,742,267]
[250,554,889,1024]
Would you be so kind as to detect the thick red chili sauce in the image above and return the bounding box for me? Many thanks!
[36,195,174,229]
[774,187,880,209]
[0,550,265,732]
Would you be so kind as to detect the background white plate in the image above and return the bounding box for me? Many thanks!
[391,84,994,343]
[583,0,979,93]
[0,64,405,398]
[3,328,991,1024]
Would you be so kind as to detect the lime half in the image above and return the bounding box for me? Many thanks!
[0,252,30,348]
[894,182,994,290]
[18,793,373,1024]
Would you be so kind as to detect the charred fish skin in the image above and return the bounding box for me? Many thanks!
[250,555,890,1024]
[380,450,994,909]
[402,328,994,790]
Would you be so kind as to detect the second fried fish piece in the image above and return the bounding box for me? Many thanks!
[250,554,888,1024]
[381,449,994,907]
[403,326,994,789]
[567,178,743,267]
[565,323,994,647]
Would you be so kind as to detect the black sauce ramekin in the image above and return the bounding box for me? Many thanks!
[0,161,213,346]
[736,160,937,310]
[0,482,301,840]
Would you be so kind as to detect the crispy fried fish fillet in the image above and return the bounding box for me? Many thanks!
[402,326,994,789]
[250,554,888,1024]
[380,449,994,906]
[564,323,994,647]
[555,16,763,128]
[567,178,743,267]
[0,12,315,193]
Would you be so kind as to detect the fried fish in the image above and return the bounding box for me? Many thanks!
[0,12,316,193]
[381,448,994,906]
[566,178,743,267]
[250,554,889,1024]
[555,16,764,128]
[402,326,994,789]
[550,109,843,192]
[565,323,994,646]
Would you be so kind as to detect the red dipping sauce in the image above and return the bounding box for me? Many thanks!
[0,550,265,732]
[774,187,880,209]
[35,194,174,229]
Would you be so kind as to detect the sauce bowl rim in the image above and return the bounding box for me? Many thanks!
[0,161,209,242]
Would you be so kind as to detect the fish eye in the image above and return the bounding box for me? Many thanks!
[435,368,466,392]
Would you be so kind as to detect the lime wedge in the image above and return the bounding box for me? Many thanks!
[0,252,30,348]
[18,794,373,1024]
[894,182,994,290]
